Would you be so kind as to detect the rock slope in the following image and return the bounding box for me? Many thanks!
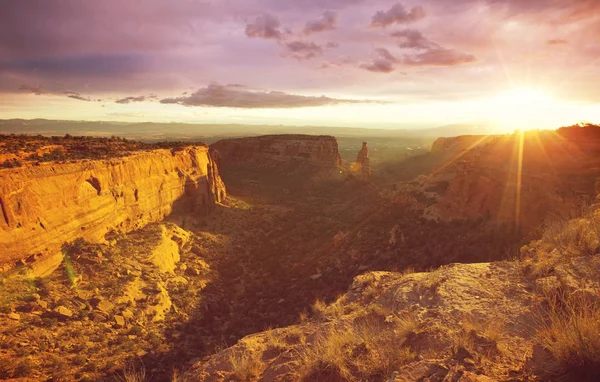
[181,253,600,381]
[0,146,226,272]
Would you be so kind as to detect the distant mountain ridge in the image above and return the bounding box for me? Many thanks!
[0,119,499,141]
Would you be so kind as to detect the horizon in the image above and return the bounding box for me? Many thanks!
[2,1,600,131]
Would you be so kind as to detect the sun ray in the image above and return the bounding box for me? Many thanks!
[515,130,525,232]
[428,135,493,179]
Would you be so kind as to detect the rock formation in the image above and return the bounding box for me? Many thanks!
[0,146,226,273]
[418,132,600,233]
[356,141,371,182]
[210,135,342,168]
[430,135,492,154]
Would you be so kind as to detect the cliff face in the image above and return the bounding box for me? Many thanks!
[430,135,490,154]
[210,135,342,168]
[0,147,226,271]
[421,132,599,232]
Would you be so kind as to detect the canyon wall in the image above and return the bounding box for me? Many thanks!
[430,135,491,154]
[0,147,226,271]
[421,132,599,232]
[211,135,342,168]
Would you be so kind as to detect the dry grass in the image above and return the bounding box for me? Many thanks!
[264,328,288,351]
[522,205,600,278]
[229,350,262,381]
[311,296,357,322]
[537,291,600,379]
[300,312,417,381]
[117,361,146,382]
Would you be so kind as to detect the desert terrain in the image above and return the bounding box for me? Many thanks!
[1,124,599,381]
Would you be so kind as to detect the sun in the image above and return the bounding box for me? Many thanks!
[485,87,560,132]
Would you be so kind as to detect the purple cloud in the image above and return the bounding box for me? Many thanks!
[392,29,435,49]
[284,41,324,60]
[160,83,375,108]
[371,3,426,28]
[361,48,398,73]
[403,47,476,66]
[68,94,92,102]
[115,96,146,104]
[19,85,45,95]
[304,11,338,34]
[246,14,283,40]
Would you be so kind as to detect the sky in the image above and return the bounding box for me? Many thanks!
[1,0,600,131]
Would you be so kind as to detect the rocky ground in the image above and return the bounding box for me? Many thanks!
[0,163,524,380]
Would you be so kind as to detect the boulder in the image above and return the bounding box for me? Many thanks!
[54,306,73,319]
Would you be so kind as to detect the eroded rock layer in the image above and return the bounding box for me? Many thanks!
[0,146,226,270]
[211,135,342,168]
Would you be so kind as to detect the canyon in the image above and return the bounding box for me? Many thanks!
[1,128,600,381]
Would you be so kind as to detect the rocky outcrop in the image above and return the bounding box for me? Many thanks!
[0,146,226,272]
[210,135,342,169]
[356,142,372,182]
[180,260,553,381]
[430,135,491,154]
[419,132,599,232]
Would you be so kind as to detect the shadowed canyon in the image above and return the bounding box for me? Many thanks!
[2,125,600,381]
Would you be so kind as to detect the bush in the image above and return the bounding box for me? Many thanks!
[229,350,262,381]
[537,291,600,380]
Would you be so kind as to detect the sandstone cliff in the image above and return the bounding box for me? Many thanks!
[430,135,490,154]
[0,146,225,272]
[210,135,342,169]
[418,132,599,232]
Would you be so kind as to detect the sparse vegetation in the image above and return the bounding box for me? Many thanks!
[300,313,417,381]
[0,133,208,166]
[537,291,600,380]
[229,350,262,381]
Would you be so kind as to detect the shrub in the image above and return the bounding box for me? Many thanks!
[229,350,262,381]
[537,291,600,380]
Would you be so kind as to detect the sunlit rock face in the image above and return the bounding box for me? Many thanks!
[211,135,342,168]
[422,132,600,233]
[430,135,488,154]
[0,147,226,272]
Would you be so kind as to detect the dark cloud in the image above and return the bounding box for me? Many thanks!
[160,83,373,108]
[371,3,426,28]
[304,11,337,34]
[284,41,324,60]
[246,14,282,40]
[547,39,568,45]
[360,48,398,73]
[403,47,476,66]
[392,29,435,49]
[68,94,92,102]
[19,85,45,95]
[115,96,146,104]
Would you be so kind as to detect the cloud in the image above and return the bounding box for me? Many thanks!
[245,14,282,40]
[547,39,568,45]
[371,3,426,28]
[392,29,435,49]
[403,47,476,66]
[304,11,337,34]
[160,83,373,108]
[360,48,398,73]
[116,96,146,104]
[284,41,324,60]
[19,84,45,95]
[68,94,92,102]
